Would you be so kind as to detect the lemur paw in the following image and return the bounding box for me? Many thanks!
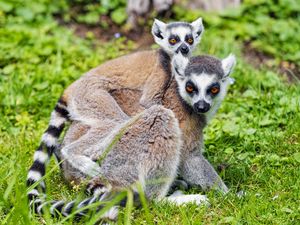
[165,193,210,206]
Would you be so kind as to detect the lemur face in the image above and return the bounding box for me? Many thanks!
[152,18,204,57]
[172,53,236,119]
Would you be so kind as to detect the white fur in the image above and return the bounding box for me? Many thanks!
[27,170,42,181]
[50,200,65,214]
[50,111,66,127]
[37,201,52,214]
[172,53,189,78]
[40,180,46,189]
[171,26,192,42]
[152,19,166,36]
[191,18,204,37]
[33,151,49,163]
[28,189,39,197]
[66,153,101,177]
[191,73,215,104]
[101,206,119,220]
[222,54,236,77]
[206,77,231,122]
[57,101,68,109]
[163,192,209,206]
[88,196,98,205]
[152,19,167,49]
[94,184,112,196]
[62,201,75,216]
[77,198,90,210]
[42,133,57,146]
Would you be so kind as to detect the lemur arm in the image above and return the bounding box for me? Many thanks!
[139,50,171,108]
[180,149,229,194]
[61,132,103,178]
[139,74,165,108]
[60,126,123,178]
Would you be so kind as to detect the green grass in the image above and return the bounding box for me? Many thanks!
[0,1,300,224]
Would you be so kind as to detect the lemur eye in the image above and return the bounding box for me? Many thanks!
[210,87,220,95]
[186,85,194,93]
[187,38,194,44]
[169,38,177,45]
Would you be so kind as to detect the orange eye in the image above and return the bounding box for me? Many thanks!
[186,85,194,93]
[187,38,194,44]
[210,87,220,94]
[169,38,177,45]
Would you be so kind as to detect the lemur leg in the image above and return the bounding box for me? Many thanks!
[61,120,129,179]
[60,105,207,220]
[180,150,229,193]
[59,86,131,180]
[91,105,215,206]
[68,81,129,125]
[89,105,182,199]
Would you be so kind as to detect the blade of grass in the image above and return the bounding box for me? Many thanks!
[136,182,153,225]
[124,190,133,225]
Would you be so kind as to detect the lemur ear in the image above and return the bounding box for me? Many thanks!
[152,19,166,40]
[222,54,236,77]
[191,17,204,39]
[172,53,189,79]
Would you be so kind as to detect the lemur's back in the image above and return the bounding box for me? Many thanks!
[85,50,157,88]
[61,50,169,116]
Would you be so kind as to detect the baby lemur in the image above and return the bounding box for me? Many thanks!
[27,18,204,208]
[30,52,236,219]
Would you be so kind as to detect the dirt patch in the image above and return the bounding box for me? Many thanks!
[57,16,154,51]
[243,42,300,83]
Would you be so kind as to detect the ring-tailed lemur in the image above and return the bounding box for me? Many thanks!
[26,18,204,208]
[31,52,236,221]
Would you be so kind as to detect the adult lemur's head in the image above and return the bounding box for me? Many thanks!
[172,53,236,121]
[152,18,204,57]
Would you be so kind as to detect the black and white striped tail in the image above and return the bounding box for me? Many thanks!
[31,187,119,221]
[27,97,69,205]
[30,185,140,222]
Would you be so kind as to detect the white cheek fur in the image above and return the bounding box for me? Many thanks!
[205,79,230,122]
[178,82,193,106]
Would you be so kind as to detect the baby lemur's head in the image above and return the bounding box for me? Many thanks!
[172,53,236,120]
[152,18,204,57]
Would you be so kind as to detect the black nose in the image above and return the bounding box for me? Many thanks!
[194,100,210,113]
[179,44,189,55]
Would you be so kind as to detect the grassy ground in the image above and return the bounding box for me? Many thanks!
[0,1,300,224]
